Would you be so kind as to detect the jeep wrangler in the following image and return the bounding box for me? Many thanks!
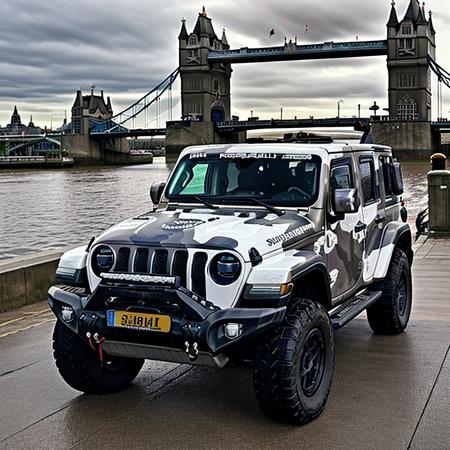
[49,143,413,424]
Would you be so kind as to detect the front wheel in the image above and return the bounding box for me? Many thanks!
[53,321,144,394]
[367,247,412,335]
[253,299,334,425]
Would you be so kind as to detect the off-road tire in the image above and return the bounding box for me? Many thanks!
[253,299,334,425]
[367,247,412,334]
[53,320,144,394]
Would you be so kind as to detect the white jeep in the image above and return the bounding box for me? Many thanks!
[49,143,412,424]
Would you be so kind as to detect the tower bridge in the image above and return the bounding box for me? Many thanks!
[64,0,450,163]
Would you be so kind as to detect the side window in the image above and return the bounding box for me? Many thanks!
[359,158,377,204]
[379,156,394,200]
[330,164,353,191]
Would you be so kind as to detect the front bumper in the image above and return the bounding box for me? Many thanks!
[48,279,286,368]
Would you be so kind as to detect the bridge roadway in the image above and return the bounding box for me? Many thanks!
[0,237,449,449]
[207,40,388,64]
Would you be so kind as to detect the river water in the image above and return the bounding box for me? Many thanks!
[0,157,429,261]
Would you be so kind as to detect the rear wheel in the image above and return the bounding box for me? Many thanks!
[53,321,144,394]
[367,247,412,334]
[253,299,334,425]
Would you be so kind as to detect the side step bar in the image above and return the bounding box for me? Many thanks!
[330,290,382,330]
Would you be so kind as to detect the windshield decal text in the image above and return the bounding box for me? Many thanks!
[219,153,277,159]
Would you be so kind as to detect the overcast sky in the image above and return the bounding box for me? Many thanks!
[0,0,449,127]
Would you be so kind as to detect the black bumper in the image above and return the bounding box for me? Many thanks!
[48,282,286,359]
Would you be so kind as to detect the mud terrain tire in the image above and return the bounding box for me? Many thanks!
[253,299,334,425]
[53,320,144,394]
[367,247,412,334]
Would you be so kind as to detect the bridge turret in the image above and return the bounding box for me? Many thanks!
[178,18,188,50]
[387,0,436,121]
[387,0,399,35]
[178,8,232,122]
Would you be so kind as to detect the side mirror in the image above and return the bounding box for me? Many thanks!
[150,182,166,205]
[333,188,358,214]
[389,162,404,195]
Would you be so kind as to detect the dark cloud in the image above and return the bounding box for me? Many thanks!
[0,0,448,126]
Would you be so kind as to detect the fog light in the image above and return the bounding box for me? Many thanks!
[224,323,243,340]
[61,305,74,323]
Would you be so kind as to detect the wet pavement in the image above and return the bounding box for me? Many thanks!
[0,238,449,449]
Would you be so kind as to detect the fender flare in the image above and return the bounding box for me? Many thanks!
[290,253,332,310]
[373,222,413,280]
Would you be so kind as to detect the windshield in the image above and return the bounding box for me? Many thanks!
[166,153,322,207]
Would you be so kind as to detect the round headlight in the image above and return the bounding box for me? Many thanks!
[92,245,115,276]
[210,253,241,285]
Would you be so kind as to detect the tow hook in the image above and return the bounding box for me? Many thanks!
[184,341,199,360]
[86,331,106,366]
[182,323,201,361]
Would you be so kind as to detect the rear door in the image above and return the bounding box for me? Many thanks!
[356,153,385,282]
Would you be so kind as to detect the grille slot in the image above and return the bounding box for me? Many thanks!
[115,247,131,272]
[172,250,189,287]
[134,248,149,273]
[192,252,208,298]
[152,249,168,274]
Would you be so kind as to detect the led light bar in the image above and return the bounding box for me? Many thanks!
[101,272,178,286]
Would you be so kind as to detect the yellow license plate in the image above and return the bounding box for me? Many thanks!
[107,310,171,333]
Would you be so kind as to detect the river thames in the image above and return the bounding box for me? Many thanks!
[0,157,429,261]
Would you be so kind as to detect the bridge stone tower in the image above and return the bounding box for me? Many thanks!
[373,0,439,158]
[166,9,245,163]
[386,0,436,121]
[178,8,232,122]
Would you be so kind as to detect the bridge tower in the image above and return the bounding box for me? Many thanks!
[373,0,439,158]
[386,0,436,121]
[178,8,232,122]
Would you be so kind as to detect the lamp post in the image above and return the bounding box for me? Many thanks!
[358,104,361,118]
[280,105,283,120]
[337,99,344,119]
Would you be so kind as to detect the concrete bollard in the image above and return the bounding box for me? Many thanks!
[428,169,450,234]
[430,153,447,171]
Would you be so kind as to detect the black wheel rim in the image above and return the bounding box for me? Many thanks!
[299,328,326,397]
[397,271,408,316]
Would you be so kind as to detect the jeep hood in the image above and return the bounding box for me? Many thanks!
[94,207,316,261]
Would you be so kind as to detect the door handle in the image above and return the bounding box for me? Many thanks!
[354,221,367,233]
[375,215,386,225]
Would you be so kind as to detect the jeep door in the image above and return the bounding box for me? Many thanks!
[326,156,365,299]
[355,152,386,283]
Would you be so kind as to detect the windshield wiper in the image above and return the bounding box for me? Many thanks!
[193,196,218,209]
[247,198,284,216]
[203,196,284,216]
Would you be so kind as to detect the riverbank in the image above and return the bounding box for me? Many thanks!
[0,155,74,168]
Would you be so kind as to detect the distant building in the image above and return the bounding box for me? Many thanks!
[0,106,42,135]
[71,89,113,134]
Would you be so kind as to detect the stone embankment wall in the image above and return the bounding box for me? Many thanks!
[0,251,62,312]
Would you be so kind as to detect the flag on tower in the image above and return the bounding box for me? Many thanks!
[269,28,275,37]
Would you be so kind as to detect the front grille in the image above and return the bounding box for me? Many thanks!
[152,249,168,274]
[134,248,149,272]
[172,250,188,287]
[192,252,208,298]
[115,247,130,272]
[114,246,207,298]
